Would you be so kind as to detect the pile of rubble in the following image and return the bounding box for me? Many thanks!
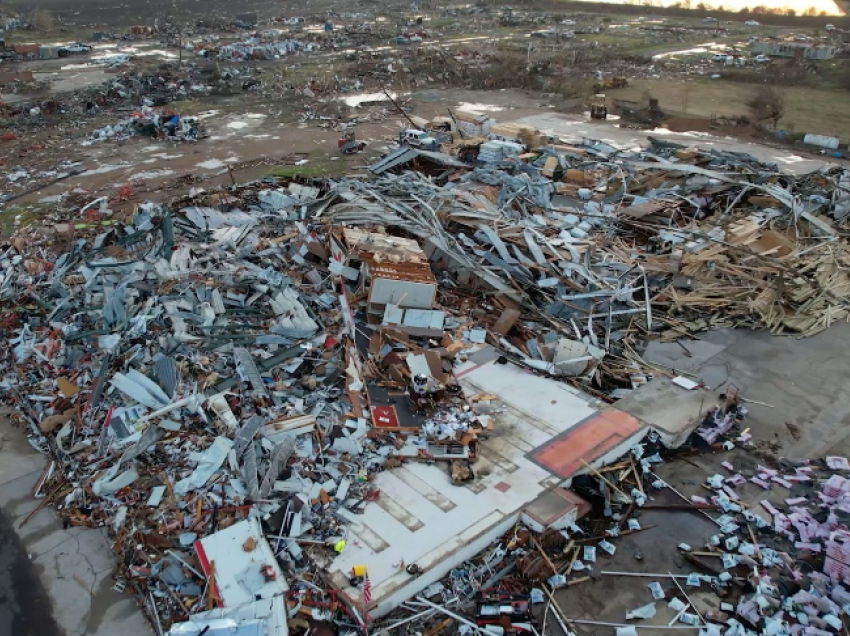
[346,139,850,393]
[0,180,501,635]
[217,39,308,60]
[3,131,850,635]
[91,106,208,141]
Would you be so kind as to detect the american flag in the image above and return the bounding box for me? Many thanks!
[362,573,371,604]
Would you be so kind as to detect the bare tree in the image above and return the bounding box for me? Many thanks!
[747,86,785,129]
[31,8,56,31]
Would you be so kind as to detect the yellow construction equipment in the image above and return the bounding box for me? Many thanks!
[590,94,607,120]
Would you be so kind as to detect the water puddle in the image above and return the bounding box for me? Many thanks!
[650,127,715,138]
[580,111,621,121]
[130,169,175,181]
[653,42,730,60]
[197,159,226,169]
[457,102,506,114]
[81,163,133,177]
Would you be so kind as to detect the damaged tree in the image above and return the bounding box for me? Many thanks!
[747,85,785,129]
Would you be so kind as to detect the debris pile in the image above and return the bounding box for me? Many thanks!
[92,107,208,142]
[0,181,502,634]
[4,128,850,634]
[338,140,850,394]
[218,39,307,60]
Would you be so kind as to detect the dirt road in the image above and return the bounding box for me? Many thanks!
[6,88,839,215]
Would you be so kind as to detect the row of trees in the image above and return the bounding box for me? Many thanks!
[666,1,832,16]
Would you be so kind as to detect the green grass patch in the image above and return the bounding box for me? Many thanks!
[3,28,90,45]
[0,204,47,235]
[269,156,347,179]
[427,17,458,29]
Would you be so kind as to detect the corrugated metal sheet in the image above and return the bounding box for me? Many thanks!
[368,147,419,174]
[368,147,470,174]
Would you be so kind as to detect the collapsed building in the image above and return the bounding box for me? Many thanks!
[4,134,850,635]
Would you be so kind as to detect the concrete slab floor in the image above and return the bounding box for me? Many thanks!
[545,447,795,635]
[0,411,151,636]
[543,324,850,635]
[643,322,850,460]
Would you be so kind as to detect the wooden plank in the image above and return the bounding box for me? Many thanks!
[492,308,521,335]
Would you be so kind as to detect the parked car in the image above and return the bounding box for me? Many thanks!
[399,129,439,151]
[826,24,836,31]
[561,19,576,26]
[711,53,731,63]
[58,43,92,56]
[744,20,760,27]
[703,16,718,23]
[754,54,771,63]
[531,28,558,38]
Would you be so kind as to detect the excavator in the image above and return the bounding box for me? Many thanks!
[593,76,628,92]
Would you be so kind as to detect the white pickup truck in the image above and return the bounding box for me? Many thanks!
[59,43,93,56]
[399,129,439,151]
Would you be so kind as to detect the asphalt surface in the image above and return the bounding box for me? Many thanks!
[0,507,63,636]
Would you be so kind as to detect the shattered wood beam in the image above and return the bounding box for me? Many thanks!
[581,459,631,502]
[414,597,488,635]
[382,608,437,632]
[533,537,558,576]
[541,585,576,636]
[628,159,836,236]
[572,620,700,630]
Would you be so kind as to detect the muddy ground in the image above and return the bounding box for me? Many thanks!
[0,506,63,636]
[3,86,837,232]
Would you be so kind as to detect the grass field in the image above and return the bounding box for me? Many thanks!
[608,78,850,140]
[269,154,347,179]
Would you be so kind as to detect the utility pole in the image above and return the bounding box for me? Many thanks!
[383,90,421,131]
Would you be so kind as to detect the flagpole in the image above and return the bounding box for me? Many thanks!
[362,571,371,636]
